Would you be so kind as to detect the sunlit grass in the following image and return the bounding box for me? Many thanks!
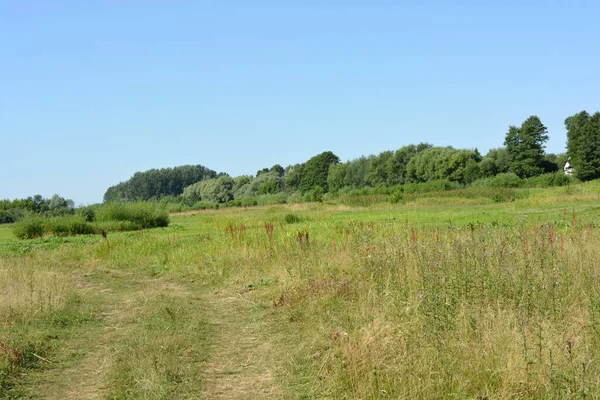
[2,180,600,398]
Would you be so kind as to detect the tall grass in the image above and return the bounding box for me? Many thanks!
[2,184,600,398]
[96,202,169,228]
[0,256,83,394]
[11,203,169,239]
[272,221,600,398]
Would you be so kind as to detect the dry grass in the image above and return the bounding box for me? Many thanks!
[0,257,74,323]
[2,184,600,398]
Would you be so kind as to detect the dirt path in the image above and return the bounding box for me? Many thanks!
[201,289,283,399]
[18,273,283,399]
[24,277,144,399]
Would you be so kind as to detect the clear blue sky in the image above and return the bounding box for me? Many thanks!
[1,1,599,204]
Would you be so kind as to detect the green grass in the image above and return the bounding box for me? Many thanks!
[0,224,13,241]
[2,180,600,398]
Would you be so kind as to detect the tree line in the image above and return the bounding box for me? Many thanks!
[103,165,218,202]
[0,194,75,223]
[105,111,599,205]
[2,111,599,223]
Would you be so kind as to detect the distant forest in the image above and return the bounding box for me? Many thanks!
[101,112,600,206]
[2,111,599,223]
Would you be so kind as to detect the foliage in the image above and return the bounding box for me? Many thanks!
[566,110,600,181]
[0,194,74,224]
[304,186,324,202]
[298,151,340,193]
[4,185,600,397]
[282,163,305,192]
[76,206,96,222]
[479,147,510,177]
[504,116,549,178]
[182,175,235,204]
[525,172,573,188]
[95,202,169,229]
[103,164,217,202]
[12,214,45,239]
[284,213,301,224]
[45,216,96,236]
[233,171,281,199]
[405,147,481,184]
[471,172,523,188]
[403,179,460,193]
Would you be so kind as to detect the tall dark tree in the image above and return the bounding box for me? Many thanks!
[269,164,285,177]
[566,111,600,181]
[299,151,340,193]
[504,116,549,178]
[104,165,217,202]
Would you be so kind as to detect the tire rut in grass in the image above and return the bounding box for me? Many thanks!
[23,274,210,399]
[201,289,283,399]
[24,280,141,399]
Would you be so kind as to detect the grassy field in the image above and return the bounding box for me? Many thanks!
[2,182,600,399]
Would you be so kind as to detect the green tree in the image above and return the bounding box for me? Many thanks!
[480,148,510,177]
[283,164,305,192]
[365,151,393,187]
[566,111,600,181]
[299,151,340,193]
[104,165,217,202]
[504,116,549,178]
[344,157,370,188]
[182,175,234,203]
[327,163,347,193]
[269,164,285,177]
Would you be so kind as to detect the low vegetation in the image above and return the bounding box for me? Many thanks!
[11,202,169,239]
[1,181,600,398]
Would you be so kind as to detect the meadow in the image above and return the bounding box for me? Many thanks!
[2,182,600,399]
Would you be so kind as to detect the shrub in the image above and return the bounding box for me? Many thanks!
[284,214,301,224]
[471,173,523,189]
[76,206,96,222]
[403,179,460,194]
[255,193,288,206]
[241,199,258,207]
[96,202,169,228]
[390,188,405,204]
[525,172,573,188]
[12,215,45,239]
[191,201,218,210]
[488,173,523,188]
[223,200,242,208]
[45,216,95,236]
[305,186,324,202]
[492,193,505,203]
[95,220,141,233]
[0,209,17,224]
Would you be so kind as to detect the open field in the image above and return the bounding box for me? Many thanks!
[2,182,600,398]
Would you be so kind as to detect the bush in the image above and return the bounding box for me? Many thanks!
[12,215,45,239]
[390,188,405,204]
[305,186,324,202]
[0,209,17,224]
[241,199,258,207]
[46,216,96,236]
[471,173,523,189]
[223,200,242,208]
[76,206,96,222]
[525,172,573,188]
[254,193,288,206]
[284,214,301,224]
[191,201,218,210]
[403,179,460,194]
[96,202,169,228]
[95,220,142,233]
